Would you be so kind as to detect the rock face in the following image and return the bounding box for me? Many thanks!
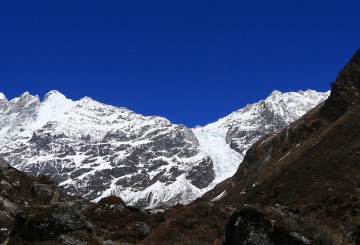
[0,157,154,244]
[0,158,98,244]
[10,201,95,243]
[223,205,334,245]
[0,89,328,208]
[321,48,360,121]
[225,206,308,245]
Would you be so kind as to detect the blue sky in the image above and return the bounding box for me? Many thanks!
[0,1,359,127]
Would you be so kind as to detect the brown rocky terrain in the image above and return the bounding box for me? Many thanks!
[0,158,157,244]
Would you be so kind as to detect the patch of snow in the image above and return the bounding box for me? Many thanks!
[192,127,242,189]
[211,190,227,202]
[279,152,291,161]
[312,139,320,146]
[252,181,260,187]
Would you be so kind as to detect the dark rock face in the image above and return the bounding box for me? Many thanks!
[0,210,14,230]
[0,159,10,171]
[321,48,360,121]
[84,195,152,244]
[31,181,65,204]
[0,163,18,243]
[10,202,94,243]
[187,157,215,188]
[352,224,360,245]
[0,158,100,244]
[0,228,9,243]
[9,181,96,245]
[225,207,309,245]
[234,108,324,181]
[0,157,157,245]
[135,221,151,238]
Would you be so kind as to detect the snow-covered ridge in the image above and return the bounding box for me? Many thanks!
[193,89,330,186]
[0,89,329,208]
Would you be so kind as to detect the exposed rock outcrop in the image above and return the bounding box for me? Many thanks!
[321,48,360,121]
[225,206,310,245]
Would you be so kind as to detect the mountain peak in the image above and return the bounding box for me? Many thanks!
[0,93,7,101]
[79,96,95,103]
[77,96,106,109]
[335,48,360,90]
[16,92,40,103]
[321,48,360,121]
[43,90,65,101]
[20,91,31,98]
[269,90,282,96]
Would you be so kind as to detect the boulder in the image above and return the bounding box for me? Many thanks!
[0,159,10,172]
[225,206,309,245]
[135,221,151,237]
[31,181,64,204]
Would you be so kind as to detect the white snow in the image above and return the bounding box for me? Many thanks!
[192,127,242,188]
[279,152,291,161]
[33,91,75,129]
[211,190,227,202]
[0,93,7,101]
[0,89,330,208]
[252,181,260,187]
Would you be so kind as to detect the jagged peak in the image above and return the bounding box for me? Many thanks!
[0,92,7,101]
[79,96,95,102]
[320,48,360,121]
[335,48,360,89]
[269,90,282,96]
[16,92,40,102]
[16,91,38,98]
[77,96,100,106]
[201,89,329,131]
[297,89,313,94]
[20,91,31,98]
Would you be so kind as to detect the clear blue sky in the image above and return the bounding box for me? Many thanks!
[1,1,359,127]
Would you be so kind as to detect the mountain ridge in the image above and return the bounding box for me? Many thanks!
[0,89,329,208]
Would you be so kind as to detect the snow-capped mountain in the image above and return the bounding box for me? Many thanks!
[193,89,330,186]
[0,89,329,208]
